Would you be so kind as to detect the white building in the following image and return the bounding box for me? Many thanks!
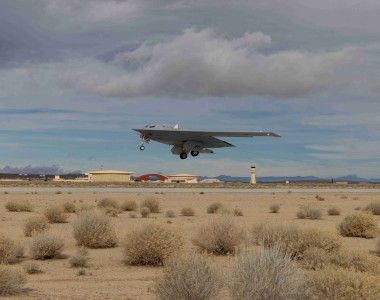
[88,170,134,182]
[165,173,198,183]
[250,166,257,184]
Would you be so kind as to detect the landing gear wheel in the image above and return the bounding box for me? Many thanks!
[180,152,188,159]
[191,150,199,157]
[139,145,145,151]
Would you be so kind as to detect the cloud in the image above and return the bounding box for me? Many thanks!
[60,28,357,98]
[39,0,148,24]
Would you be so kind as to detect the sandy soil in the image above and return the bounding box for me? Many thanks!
[0,190,379,299]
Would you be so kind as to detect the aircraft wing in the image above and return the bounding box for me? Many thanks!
[133,128,280,148]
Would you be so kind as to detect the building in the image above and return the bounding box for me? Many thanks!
[250,166,257,184]
[165,173,198,183]
[200,178,222,183]
[88,170,134,182]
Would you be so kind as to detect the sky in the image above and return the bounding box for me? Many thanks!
[0,0,379,178]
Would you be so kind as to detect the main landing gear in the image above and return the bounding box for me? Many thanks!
[180,152,188,160]
[190,150,199,157]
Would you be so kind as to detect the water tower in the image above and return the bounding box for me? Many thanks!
[250,166,257,184]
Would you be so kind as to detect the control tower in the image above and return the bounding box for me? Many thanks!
[250,166,257,184]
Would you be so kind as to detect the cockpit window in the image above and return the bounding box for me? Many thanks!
[149,125,156,128]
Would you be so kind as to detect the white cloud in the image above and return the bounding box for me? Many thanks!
[60,28,357,98]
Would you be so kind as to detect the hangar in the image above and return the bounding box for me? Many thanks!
[88,170,134,182]
[165,173,198,183]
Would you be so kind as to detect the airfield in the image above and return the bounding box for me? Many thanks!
[0,182,379,299]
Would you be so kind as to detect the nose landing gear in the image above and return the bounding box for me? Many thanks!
[190,150,199,157]
[139,145,145,151]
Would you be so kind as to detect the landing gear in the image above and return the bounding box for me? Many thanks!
[180,152,188,159]
[139,145,145,151]
[191,150,199,157]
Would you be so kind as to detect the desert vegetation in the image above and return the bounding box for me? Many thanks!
[165,210,176,218]
[327,206,341,216]
[363,201,380,215]
[69,247,89,268]
[296,205,322,219]
[269,204,280,213]
[5,200,33,212]
[121,199,138,211]
[73,210,117,248]
[30,233,64,259]
[44,205,68,223]
[141,197,160,213]
[206,202,223,214]
[180,207,195,216]
[23,262,42,274]
[62,201,76,213]
[140,206,151,218]
[0,265,26,296]
[233,207,243,216]
[338,213,378,238]
[122,223,184,266]
[0,234,23,264]
[192,216,244,255]
[155,254,222,300]
[23,216,49,237]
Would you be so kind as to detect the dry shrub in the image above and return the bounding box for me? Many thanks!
[73,210,117,248]
[55,190,62,195]
[5,200,33,212]
[97,198,120,210]
[123,223,184,266]
[155,254,222,300]
[76,204,95,213]
[69,247,89,268]
[377,240,380,256]
[338,213,378,238]
[207,202,223,214]
[63,201,76,213]
[233,208,243,216]
[129,212,137,218]
[165,210,176,218]
[44,205,67,223]
[77,269,86,276]
[141,206,151,218]
[24,216,49,237]
[303,267,380,300]
[251,224,342,259]
[269,204,280,213]
[30,233,64,259]
[141,197,160,213]
[341,195,348,199]
[230,248,302,300]
[296,205,322,220]
[363,201,380,215]
[121,199,138,211]
[0,234,23,264]
[181,207,195,216]
[327,207,341,216]
[355,206,361,210]
[24,262,42,274]
[104,206,120,217]
[0,265,26,296]
[192,216,244,255]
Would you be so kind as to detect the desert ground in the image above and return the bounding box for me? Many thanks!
[1,188,379,299]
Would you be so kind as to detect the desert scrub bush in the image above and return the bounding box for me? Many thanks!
[63,201,76,213]
[30,233,64,259]
[121,199,138,211]
[5,200,33,212]
[97,198,120,211]
[73,210,117,248]
[122,223,184,266]
[104,206,120,217]
[0,265,26,296]
[377,240,380,256]
[44,205,67,223]
[155,254,222,300]
[192,216,244,255]
[165,210,176,218]
[296,205,322,219]
[303,267,380,300]
[269,204,280,213]
[327,207,341,216]
[315,194,325,201]
[69,247,89,268]
[0,234,23,264]
[23,262,42,274]
[23,216,49,237]
[230,248,303,300]
[338,213,378,238]
[141,197,160,213]
[140,206,151,218]
[233,208,243,216]
[363,201,380,215]
[181,207,195,216]
[206,202,223,214]
[76,204,95,213]
[251,224,341,259]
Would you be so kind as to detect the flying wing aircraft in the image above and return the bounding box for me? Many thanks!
[133,124,280,159]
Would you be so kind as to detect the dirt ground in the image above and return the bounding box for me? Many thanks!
[1,190,379,299]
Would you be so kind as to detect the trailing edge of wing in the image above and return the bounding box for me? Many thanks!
[202,131,281,138]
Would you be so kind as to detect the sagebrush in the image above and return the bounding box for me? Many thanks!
[141,197,160,213]
[338,213,378,238]
[30,233,64,259]
[44,205,67,223]
[23,216,49,237]
[0,265,26,296]
[5,201,33,212]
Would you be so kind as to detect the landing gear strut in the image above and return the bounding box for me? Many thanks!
[139,145,145,151]
[190,150,199,157]
[180,152,188,159]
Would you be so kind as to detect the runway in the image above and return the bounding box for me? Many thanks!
[0,187,379,194]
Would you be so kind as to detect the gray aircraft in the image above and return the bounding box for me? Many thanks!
[133,124,280,159]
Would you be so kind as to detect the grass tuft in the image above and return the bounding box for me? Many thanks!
[206,202,223,214]
[269,204,280,213]
[296,205,322,220]
[180,207,195,216]
[327,207,341,216]
[5,200,33,212]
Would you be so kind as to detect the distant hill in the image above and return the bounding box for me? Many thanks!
[200,174,380,183]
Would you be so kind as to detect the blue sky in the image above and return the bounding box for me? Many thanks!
[0,0,379,177]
